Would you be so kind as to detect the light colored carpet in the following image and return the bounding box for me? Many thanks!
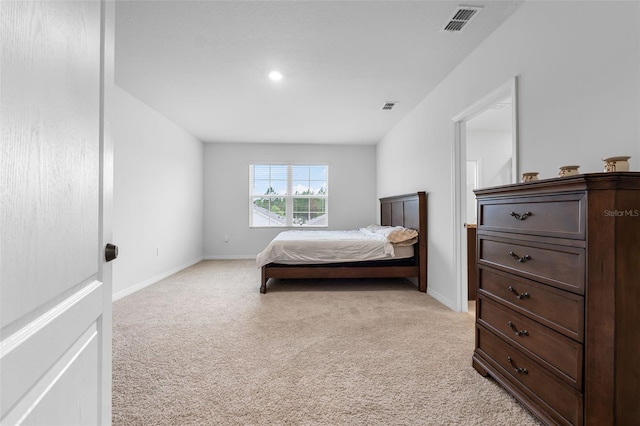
[112,260,541,425]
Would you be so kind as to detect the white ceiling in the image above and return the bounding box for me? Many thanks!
[115,0,522,145]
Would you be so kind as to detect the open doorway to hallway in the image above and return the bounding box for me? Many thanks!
[452,78,518,313]
[465,96,514,312]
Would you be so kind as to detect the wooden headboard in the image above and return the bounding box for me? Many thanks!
[379,191,428,292]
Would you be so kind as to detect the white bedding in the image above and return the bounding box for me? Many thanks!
[256,228,414,268]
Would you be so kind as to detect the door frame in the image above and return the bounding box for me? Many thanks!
[450,77,519,312]
[98,0,115,422]
[466,159,481,224]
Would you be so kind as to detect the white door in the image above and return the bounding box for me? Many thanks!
[466,160,479,225]
[1,1,114,424]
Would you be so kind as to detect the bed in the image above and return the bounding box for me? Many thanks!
[258,192,427,294]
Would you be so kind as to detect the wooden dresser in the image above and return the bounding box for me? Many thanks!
[472,172,640,425]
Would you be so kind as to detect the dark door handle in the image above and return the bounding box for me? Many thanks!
[105,243,118,262]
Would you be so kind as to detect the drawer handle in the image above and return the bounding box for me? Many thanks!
[507,356,528,374]
[509,251,531,263]
[510,211,532,220]
[507,286,529,299]
[507,321,529,336]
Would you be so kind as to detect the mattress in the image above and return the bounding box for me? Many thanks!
[256,228,414,268]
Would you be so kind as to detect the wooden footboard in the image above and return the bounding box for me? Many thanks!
[260,192,427,294]
[261,263,421,293]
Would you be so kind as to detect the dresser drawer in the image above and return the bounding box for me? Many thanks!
[479,235,585,294]
[478,267,584,341]
[477,296,583,389]
[476,326,583,426]
[478,193,585,239]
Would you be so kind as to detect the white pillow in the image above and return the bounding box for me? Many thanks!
[392,237,418,247]
[365,225,418,244]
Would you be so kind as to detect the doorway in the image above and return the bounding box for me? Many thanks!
[451,78,518,312]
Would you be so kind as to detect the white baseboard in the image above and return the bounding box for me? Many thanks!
[112,256,204,302]
[427,287,458,312]
[203,255,255,260]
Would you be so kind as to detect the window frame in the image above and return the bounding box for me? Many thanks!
[249,163,329,228]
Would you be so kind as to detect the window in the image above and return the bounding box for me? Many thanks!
[250,164,328,227]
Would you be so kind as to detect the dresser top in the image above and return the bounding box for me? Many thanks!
[475,172,640,197]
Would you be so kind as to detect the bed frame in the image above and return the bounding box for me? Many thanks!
[260,191,428,294]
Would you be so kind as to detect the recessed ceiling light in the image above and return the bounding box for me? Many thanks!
[268,70,283,81]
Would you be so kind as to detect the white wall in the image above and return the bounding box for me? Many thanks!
[112,86,204,299]
[466,131,512,224]
[467,131,512,188]
[377,1,640,310]
[204,143,377,258]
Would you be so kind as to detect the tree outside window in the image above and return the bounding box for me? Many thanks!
[250,164,328,227]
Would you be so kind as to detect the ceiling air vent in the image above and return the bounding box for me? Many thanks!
[441,6,482,33]
[382,102,398,111]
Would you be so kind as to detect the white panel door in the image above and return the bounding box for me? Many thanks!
[1,1,114,424]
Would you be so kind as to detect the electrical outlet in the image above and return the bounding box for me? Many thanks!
[224,235,229,243]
